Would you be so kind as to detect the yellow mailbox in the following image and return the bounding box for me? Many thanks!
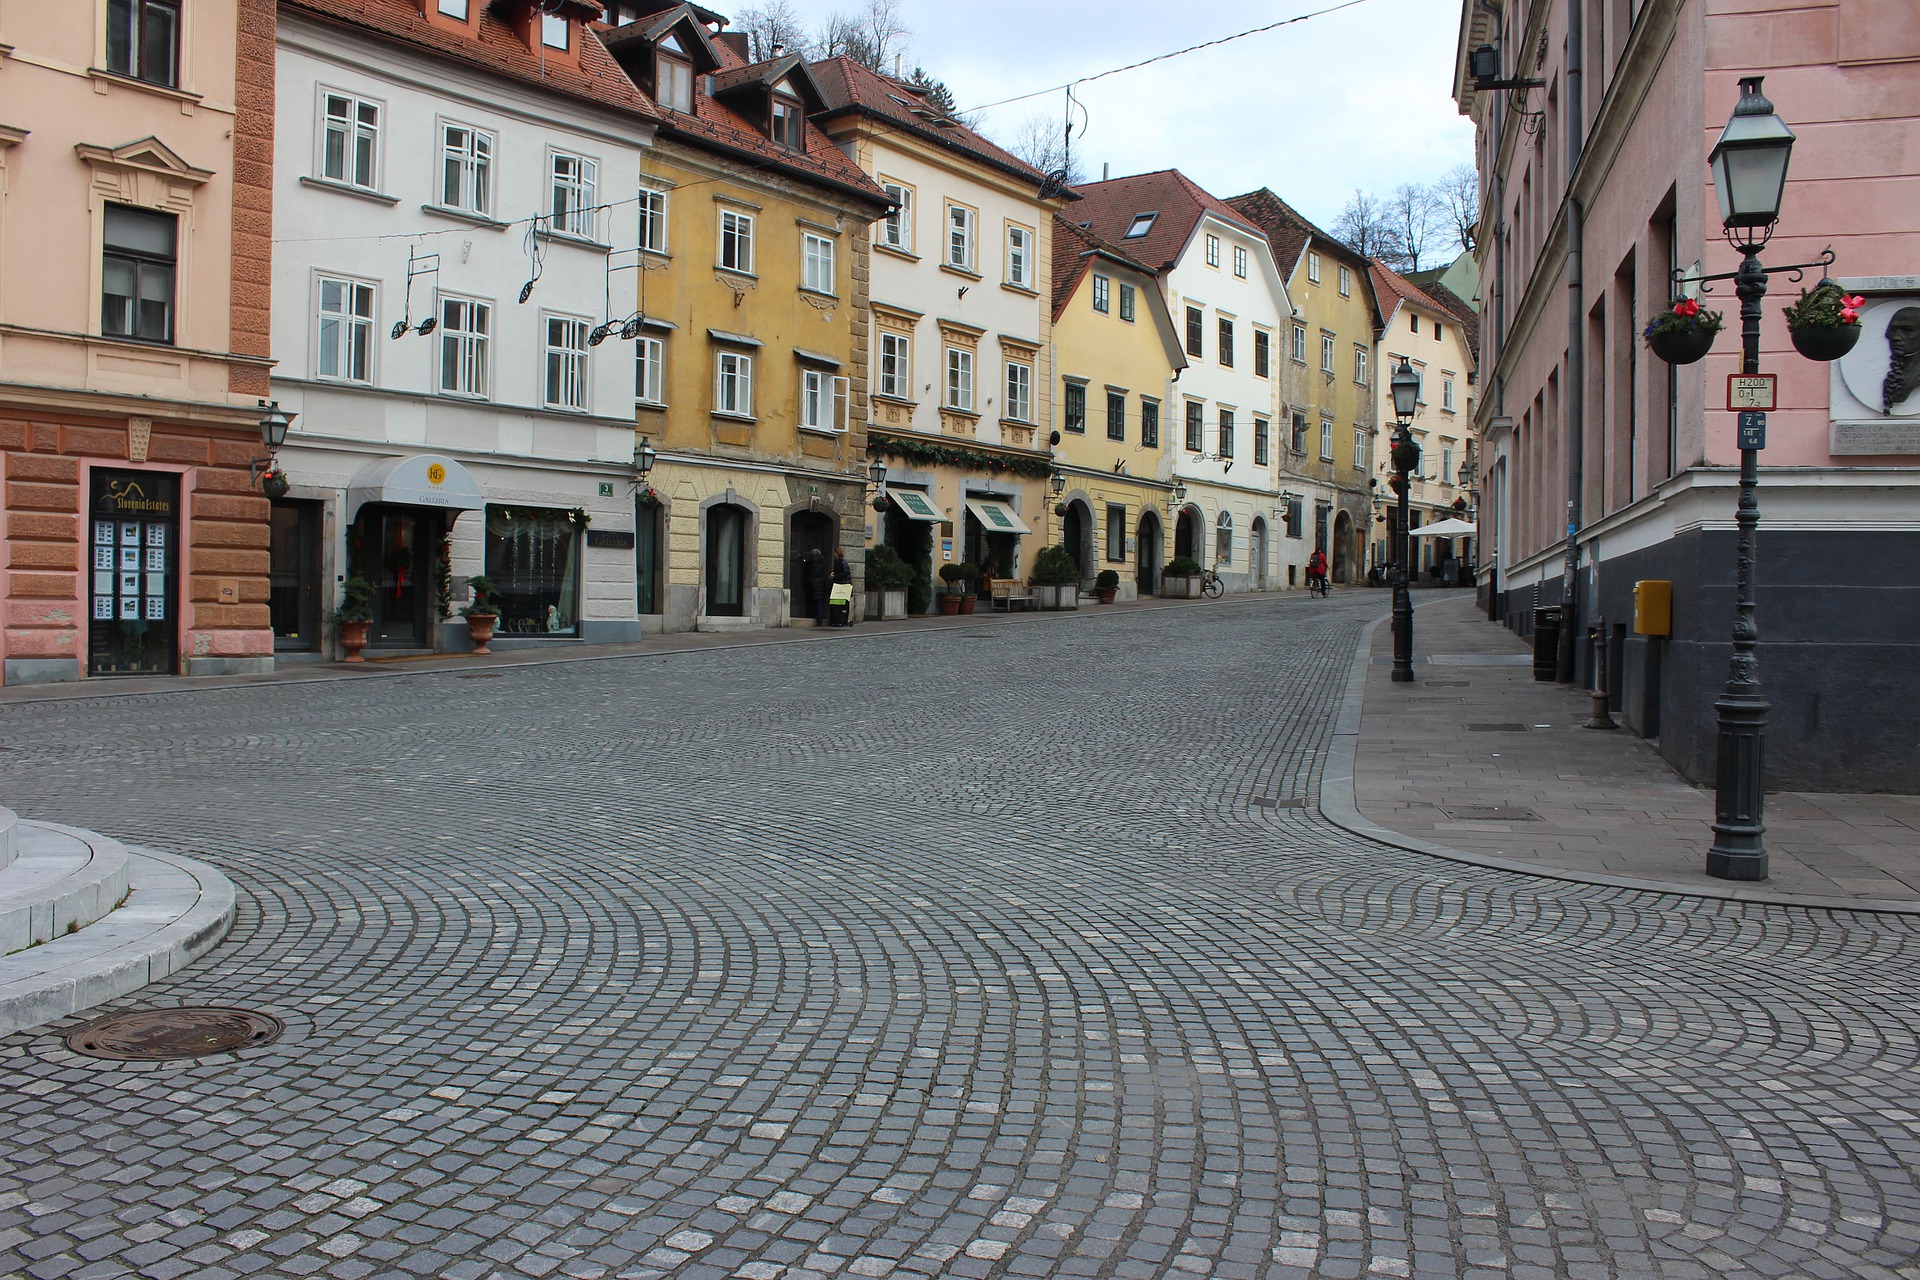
[1634,580,1672,636]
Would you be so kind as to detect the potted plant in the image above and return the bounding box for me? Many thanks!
[1162,556,1204,598]
[1783,280,1866,361]
[463,573,501,654]
[1027,545,1078,610]
[1643,296,1723,365]
[937,562,968,615]
[864,545,913,621]
[335,575,374,662]
[1094,568,1120,604]
[955,562,980,614]
[260,463,290,499]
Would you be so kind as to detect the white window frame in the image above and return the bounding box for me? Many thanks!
[715,349,754,417]
[543,314,591,411]
[800,368,851,433]
[548,151,598,239]
[1233,245,1247,278]
[1354,427,1368,470]
[319,89,382,191]
[1320,419,1334,462]
[877,332,910,399]
[879,182,913,252]
[1215,510,1232,565]
[437,294,491,398]
[635,334,665,405]
[540,12,569,48]
[1443,377,1456,411]
[1004,360,1032,423]
[1005,224,1032,288]
[1307,252,1321,283]
[439,120,493,216]
[946,203,976,271]
[1442,446,1455,482]
[1205,234,1220,267]
[802,233,835,295]
[437,0,467,15]
[1338,265,1352,296]
[1355,346,1368,386]
[1321,333,1336,374]
[719,208,755,273]
[315,274,375,384]
[1291,324,1307,362]
[945,346,974,411]
[638,186,669,254]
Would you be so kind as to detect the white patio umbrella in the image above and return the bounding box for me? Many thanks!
[1409,517,1479,537]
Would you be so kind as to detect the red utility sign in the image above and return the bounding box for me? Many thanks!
[1727,374,1778,411]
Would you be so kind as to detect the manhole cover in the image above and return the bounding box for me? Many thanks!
[64,1007,284,1061]
[1441,805,1542,822]
[1464,723,1530,732]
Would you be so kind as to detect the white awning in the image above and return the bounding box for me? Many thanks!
[345,454,486,523]
[885,488,944,521]
[964,497,1032,536]
[1410,516,1478,537]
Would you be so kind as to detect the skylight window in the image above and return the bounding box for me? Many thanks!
[1124,213,1158,238]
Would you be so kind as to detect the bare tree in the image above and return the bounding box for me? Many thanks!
[1436,161,1480,253]
[818,0,909,72]
[733,0,813,61]
[997,109,1085,186]
[1333,189,1405,268]
[1384,182,1443,274]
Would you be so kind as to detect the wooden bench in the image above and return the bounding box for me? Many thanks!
[989,581,1033,611]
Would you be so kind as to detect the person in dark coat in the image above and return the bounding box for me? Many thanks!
[804,547,829,625]
[829,549,853,626]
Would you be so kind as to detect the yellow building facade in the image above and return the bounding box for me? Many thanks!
[602,25,888,630]
[1048,216,1185,598]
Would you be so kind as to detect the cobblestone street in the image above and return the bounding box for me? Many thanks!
[2,594,1917,1280]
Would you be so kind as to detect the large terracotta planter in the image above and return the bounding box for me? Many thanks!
[1098,588,1117,604]
[958,594,976,615]
[465,613,498,655]
[938,594,962,616]
[1789,323,1861,362]
[1646,325,1717,365]
[338,620,370,663]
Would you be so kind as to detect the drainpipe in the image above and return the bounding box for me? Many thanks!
[1556,0,1584,683]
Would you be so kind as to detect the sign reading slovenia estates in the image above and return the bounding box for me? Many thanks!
[1829,283,1920,454]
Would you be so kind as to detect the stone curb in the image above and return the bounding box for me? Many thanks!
[0,818,131,956]
[1319,618,1920,917]
[0,836,238,1038]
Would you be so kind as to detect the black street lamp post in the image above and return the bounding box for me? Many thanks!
[1703,77,1796,882]
[1388,359,1421,683]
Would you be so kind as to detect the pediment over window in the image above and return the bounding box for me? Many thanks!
[74,136,211,185]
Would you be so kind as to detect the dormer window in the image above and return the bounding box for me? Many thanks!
[657,37,693,112]
[541,13,570,49]
[436,0,467,16]
[1124,213,1157,239]
[771,95,804,149]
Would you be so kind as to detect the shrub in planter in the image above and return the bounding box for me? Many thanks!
[1030,545,1079,585]
[1164,556,1203,577]
[1162,556,1204,599]
[1643,296,1723,365]
[1783,280,1865,362]
[864,544,914,619]
[1094,568,1120,604]
[463,574,501,654]
[937,561,969,614]
[335,576,375,662]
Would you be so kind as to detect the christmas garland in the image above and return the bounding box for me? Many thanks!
[866,437,1054,480]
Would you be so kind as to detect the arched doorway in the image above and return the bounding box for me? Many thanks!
[1332,510,1355,584]
[1061,499,1094,582]
[704,503,751,617]
[1250,517,1269,589]
[786,508,836,624]
[1135,510,1163,595]
[1174,505,1203,563]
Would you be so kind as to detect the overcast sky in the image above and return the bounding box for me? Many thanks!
[780,0,1476,236]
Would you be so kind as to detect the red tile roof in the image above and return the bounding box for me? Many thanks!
[1369,260,1456,334]
[811,56,1056,193]
[1227,188,1383,332]
[1421,280,1481,359]
[284,0,661,121]
[1069,170,1267,274]
[1049,212,1153,322]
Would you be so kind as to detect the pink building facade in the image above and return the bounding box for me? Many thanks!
[1455,0,1920,789]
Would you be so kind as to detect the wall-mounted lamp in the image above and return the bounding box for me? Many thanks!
[251,400,295,486]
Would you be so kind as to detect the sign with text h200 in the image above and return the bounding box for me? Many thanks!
[1727,373,1777,411]
[1737,411,1767,450]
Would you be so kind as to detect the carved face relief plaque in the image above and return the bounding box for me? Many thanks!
[1831,294,1920,455]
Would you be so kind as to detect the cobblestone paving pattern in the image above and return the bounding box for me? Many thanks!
[1,595,1917,1280]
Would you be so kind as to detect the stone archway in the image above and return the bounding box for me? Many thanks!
[1135,509,1163,594]
[1174,505,1204,563]
[1332,510,1356,584]
[1250,517,1269,589]
[1061,498,1096,583]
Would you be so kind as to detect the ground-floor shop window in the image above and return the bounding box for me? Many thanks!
[484,506,582,635]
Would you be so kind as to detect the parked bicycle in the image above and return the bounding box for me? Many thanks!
[1200,565,1226,598]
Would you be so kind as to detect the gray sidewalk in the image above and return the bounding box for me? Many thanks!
[1344,590,1920,907]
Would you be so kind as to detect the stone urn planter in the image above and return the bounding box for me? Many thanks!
[464,613,498,655]
[338,620,370,663]
[1789,324,1861,362]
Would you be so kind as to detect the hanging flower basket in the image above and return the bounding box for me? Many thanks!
[260,465,290,499]
[1784,282,1865,362]
[1644,297,1723,366]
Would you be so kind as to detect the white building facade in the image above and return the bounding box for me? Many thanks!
[269,1,658,657]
